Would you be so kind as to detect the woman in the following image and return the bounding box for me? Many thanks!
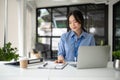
[55,10,95,63]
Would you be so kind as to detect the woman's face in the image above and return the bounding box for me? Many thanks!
[69,15,81,32]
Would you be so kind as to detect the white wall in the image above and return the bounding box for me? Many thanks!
[0,0,36,57]
[0,0,4,47]
[8,0,18,47]
[25,3,36,57]
[17,0,36,57]
[0,0,18,48]
[35,0,111,7]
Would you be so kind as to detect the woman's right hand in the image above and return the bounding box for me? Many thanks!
[54,55,65,63]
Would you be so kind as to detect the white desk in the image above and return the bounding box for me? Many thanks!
[0,61,120,80]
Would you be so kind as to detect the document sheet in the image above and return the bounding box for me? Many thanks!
[38,61,68,69]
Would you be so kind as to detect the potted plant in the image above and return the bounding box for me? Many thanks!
[112,50,120,71]
[0,42,19,61]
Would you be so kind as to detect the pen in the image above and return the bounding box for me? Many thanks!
[43,62,48,67]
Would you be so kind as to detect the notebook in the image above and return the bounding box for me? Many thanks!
[38,61,68,69]
[77,46,110,69]
[4,58,43,66]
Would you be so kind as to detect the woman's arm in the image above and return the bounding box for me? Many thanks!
[55,34,66,63]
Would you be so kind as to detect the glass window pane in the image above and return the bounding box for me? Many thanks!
[52,28,67,36]
[87,5,105,36]
[115,4,120,37]
[37,9,52,36]
[36,37,51,58]
[52,38,60,50]
[113,1,120,51]
[95,37,106,45]
[87,5,106,45]
[116,28,120,36]
[52,7,67,36]
[38,37,50,45]
[37,37,51,58]
[114,38,120,50]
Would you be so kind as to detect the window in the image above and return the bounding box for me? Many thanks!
[113,1,120,51]
[36,4,108,59]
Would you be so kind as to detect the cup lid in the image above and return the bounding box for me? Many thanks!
[19,57,28,61]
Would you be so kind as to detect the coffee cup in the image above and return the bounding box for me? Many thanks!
[20,57,28,69]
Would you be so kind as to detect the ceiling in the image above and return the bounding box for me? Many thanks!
[27,0,115,8]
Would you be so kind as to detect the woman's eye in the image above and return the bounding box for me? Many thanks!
[74,21,78,23]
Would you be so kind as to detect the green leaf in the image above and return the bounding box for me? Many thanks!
[0,42,19,61]
[113,50,120,60]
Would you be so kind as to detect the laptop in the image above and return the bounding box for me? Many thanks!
[77,46,110,69]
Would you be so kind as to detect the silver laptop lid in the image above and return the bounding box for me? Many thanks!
[77,46,110,69]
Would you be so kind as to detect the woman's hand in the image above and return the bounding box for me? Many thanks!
[54,55,65,63]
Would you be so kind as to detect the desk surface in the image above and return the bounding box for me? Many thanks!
[0,61,120,80]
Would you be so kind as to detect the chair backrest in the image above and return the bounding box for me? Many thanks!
[35,43,51,58]
[35,43,45,52]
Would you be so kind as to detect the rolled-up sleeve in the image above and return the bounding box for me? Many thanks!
[58,34,66,57]
[90,35,96,46]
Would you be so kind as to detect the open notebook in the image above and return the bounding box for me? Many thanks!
[38,61,68,69]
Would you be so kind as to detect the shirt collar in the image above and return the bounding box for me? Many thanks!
[70,30,86,39]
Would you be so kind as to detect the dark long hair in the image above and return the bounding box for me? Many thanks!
[67,10,86,32]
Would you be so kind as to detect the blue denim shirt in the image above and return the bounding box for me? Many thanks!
[58,30,95,61]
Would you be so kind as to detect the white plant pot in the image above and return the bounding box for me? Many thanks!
[113,59,120,71]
